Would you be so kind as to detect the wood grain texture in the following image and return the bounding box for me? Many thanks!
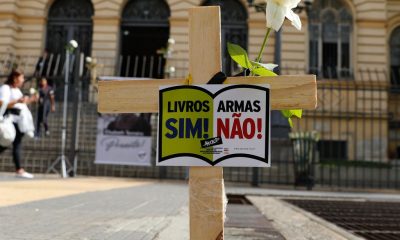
[225,75,317,110]
[98,75,317,113]
[98,78,185,113]
[188,7,224,240]
[189,8,221,84]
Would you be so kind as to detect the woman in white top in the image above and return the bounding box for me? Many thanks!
[0,70,37,178]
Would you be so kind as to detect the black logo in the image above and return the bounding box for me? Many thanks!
[201,137,223,148]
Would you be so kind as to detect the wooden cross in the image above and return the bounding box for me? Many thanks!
[98,6,316,240]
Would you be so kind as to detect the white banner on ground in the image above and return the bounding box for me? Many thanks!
[95,114,152,166]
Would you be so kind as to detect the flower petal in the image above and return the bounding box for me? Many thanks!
[69,40,78,48]
[287,0,301,9]
[263,63,278,71]
[286,10,302,30]
[266,0,287,31]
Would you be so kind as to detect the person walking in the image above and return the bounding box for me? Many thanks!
[0,70,37,178]
[35,78,55,138]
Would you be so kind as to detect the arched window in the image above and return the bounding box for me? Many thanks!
[46,0,94,57]
[202,0,248,75]
[120,0,170,78]
[309,0,352,79]
[391,27,400,88]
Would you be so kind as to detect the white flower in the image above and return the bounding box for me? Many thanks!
[69,40,78,48]
[29,88,36,95]
[266,0,302,31]
[168,38,175,45]
[86,57,92,63]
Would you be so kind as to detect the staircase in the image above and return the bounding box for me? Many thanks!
[0,100,295,185]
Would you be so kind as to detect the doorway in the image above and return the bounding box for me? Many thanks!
[119,0,170,78]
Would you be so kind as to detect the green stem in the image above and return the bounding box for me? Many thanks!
[255,28,272,64]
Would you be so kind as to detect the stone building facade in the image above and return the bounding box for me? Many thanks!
[0,0,399,77]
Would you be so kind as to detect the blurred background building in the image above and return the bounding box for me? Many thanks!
[0,0,398,77]
[0,0,399,189]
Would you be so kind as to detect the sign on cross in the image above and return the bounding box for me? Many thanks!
[98,6,316,240]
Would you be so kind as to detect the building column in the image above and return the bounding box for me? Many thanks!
[91,17,121,76]
[0,10,18,55]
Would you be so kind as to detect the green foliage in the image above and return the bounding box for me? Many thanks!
[281,110,303,127]
[227,42,303,128]
[227,42,253,69]
[252,67,277,77]
[251,61,278,71]
[291,110,303,118]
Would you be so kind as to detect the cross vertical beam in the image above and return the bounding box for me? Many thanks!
[188,7,224,240]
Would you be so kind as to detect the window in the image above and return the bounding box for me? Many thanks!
[45,0,94,98]
[119,0,170,78]
[391,27,400,88]
[309,0,353,79]
[46,0,94,57]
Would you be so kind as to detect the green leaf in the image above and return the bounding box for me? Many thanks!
[227,42,253,69]
[252,67,277,76]
[281,110,302,119]
[287,118,293,128]
[291,110,303,118]
[281,110,302,128]
[281,110,292,119]
[251,61,278,71]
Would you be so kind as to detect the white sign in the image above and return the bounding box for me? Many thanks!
[95,114,152,166]
[157,84,270,167]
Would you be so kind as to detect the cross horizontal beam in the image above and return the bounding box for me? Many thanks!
[98,75,317,113]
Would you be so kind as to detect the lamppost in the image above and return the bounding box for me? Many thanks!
[47,39,78,178]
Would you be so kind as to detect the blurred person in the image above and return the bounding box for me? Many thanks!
[0,70,37,178]
[35,77,55,138]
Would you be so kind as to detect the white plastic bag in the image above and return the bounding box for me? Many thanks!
[0,113,15,147]
[14,103,35,138]
[0,86,16,146]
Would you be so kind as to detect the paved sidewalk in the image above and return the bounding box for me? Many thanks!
[2,173,394,239]
[1,174,285,239]
[0,178,189,240]
[0,173,151,207]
